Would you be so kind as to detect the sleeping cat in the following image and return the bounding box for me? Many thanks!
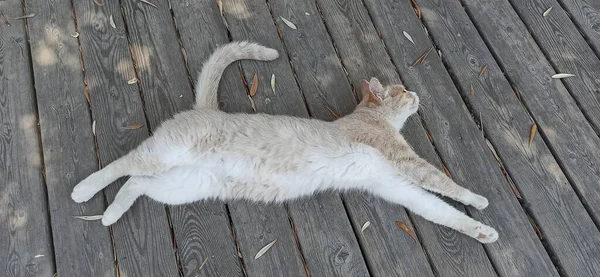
[72,41,498,243]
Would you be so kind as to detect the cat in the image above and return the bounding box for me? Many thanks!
[71,41,498,243]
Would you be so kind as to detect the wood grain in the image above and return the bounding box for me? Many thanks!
[463,0,600,247]
[313,0,496,276]
[504,0,600,136]
[557,0,600,54]
[416,0,600,275]
[0,2,55,276]
[140,0,245,275]
[71,0,179,276]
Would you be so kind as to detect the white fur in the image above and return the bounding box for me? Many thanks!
[72,42,497,243]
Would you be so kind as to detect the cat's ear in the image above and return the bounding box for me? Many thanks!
[369,78,386,99]
[359,79,383,106]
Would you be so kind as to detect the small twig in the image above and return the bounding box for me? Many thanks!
[410,46,433,66]
[14,13,35,20]
[0,11,10,26]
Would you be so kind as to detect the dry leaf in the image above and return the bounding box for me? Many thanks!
[361,221,371,232]
[124,124,144,130]
[109,15,116,29]
[409,0,422,20]
[280,16,297,30]
[551,73,575,79]
[94,0,105,6]
[271,74,276,93]
[437,50,442,58]
[479,65,488,77]
[92,121,96,135]
[198,257,209,270]
[403,31,415,45]
[484,139,501,163]
[396,221,417,241]
[0,12,10,26]
[512,86,520,100]
[529,123,537,146]
[249,74,258,96]
[470,85,474,96]
[73,215,103,221]
[425,131,433,143]
[325,107,340,119]
[14,13,35,20]
[141,0,158,8]
[543,7,553,17]
[127,78,138,84]
[254,239,277,259]
[410,47,433,66]
[71,32,80,38]
[528,216,542,239]
[216,0,223,15]
[305,12,310,16]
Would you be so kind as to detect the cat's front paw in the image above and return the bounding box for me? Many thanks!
[101,206,123,226]
[71,181,98,203]
[463,192,489,210]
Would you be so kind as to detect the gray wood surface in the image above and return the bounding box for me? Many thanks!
[71,0,179,276]
[267,1,370,276]
[361,0,560,276]
[220,0,308,275]
[24,0,118,273]
[505,0,600,136]
[462,0,600,235]
[136,0,245,276]
[313,0,496,276]
[0,2,55,276]
[416,0,600,275]
[557,0,600,54]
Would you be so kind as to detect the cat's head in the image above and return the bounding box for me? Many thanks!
[357,77,419,129]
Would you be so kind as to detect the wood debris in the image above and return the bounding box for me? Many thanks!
[141,0,158,8]
[254,239,277,259]
[360,221,371,232]
[198,257,209,271]
[396,221,417,241]
[84,86,91,105]
[479,65,488,77]
[528,123,537,146]
[543,7,553,17]
[109,15,116,29]
[551,73,574,79]
[0,12,10,26]
[127,77,138,84]
[124,124,144,130]
[92,121,96,135]
[528,216,542,239]
[326,107,341,119]
[14,13,35,20]
[249,74,258,96]
[216,0,223,16]
[280,16,297,30]
[271,74,276,93]
[94,0,105,6]
[442,164,452,178]
[470,85,474,96]
[73,215,103,221]
[409,0,422,20]
[71,32,80,38]
[410,46,433,66]
[403,31,415,45]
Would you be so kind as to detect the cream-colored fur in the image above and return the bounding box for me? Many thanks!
[72,41,497,243]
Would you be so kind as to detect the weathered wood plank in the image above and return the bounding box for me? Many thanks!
[70,1,179,276]
[135,0,244,276]
[415,0,600,275]
[21,0,119,275]
[219,0,308,275]
[504,0,600,135]
[0,2,55,276]
[313,0,497,276]
[267,1,370,276]
[556,0,600,54]
[462,0,600,240]
[359,0,560,276]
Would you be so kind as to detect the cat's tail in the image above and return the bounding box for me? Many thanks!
[194,41,279,109]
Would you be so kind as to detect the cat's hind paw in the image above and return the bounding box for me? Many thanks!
[463,192,489,210]
[475,225,498,243]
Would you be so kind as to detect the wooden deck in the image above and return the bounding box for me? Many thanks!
[2,0,600,276]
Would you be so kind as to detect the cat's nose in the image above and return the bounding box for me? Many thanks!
[408,91,417,97]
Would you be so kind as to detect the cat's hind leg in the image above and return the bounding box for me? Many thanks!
[101,176,148,226]
[373,182,498,243]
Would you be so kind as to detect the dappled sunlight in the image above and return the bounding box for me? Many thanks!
[130,44,153,71]
[35,41,57,67]
[116,57,137,81]
[224,0,252,20]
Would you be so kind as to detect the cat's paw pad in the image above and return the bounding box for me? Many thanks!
[71,183,97,203]
[473,224,498,243]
